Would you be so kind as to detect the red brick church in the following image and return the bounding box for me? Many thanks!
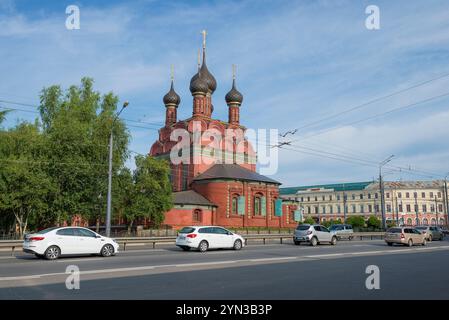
[150,33,299,229]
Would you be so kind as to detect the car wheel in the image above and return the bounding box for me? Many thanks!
[428,235,432,242]
[407,239,413,247]
[198,240,208,252]
[233,239,242,250]
[44,246,60,260]
[181,247,191,251]
[101,244,114,257]
[310,237,318,247]
[331,236,337,245]
[387,242,393,246]
[422,239,427,246]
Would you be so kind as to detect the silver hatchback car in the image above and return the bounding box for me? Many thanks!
[294,224,337,246]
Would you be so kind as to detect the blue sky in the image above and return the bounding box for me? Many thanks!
[1,0,449,186]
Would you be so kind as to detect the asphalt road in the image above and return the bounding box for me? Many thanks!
[1,239,449,299]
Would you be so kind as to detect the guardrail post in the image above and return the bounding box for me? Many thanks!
[153,242,156,249]
[280,237,283,244]
[11,246,15,256]
[263,238,266,245]
[123,242,126,251]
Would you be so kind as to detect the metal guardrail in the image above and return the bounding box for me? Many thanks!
[0,232,385,255]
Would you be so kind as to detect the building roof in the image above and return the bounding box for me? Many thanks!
[280,181,373,195]
[280,180,444,195]
[173,190,217,207]
[193,164,281,185]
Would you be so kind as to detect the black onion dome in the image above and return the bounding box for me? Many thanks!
[199,60,217,93]
[225,79,243,104]
[189,72,208,94]
[163,81,181,106]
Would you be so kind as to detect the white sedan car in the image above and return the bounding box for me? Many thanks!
[176,226,245,252]
[23,227,119,260]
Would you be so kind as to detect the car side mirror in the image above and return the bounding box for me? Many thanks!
[95,235,102,238]
[228,232,233,235]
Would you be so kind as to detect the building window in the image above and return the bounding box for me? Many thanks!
[329,205,333,214]
[307,206,311,214]
[421,192,426,198]
[438,192,442,198]
[413,192,417,199]
[386,193,390,199]
[360,205,365,213]
[386,204,391,212]
[193,209,202,222]
[322,206,326,214]
[368,193,371,199]
[322,195,325,201]
[406,192,410,198]
[315,196,318,201]
[232,196,238,215]
[307,197,310,202]
[422,204,427,213]
[439,204,443,212]
[360,194,363,200]
[351,205,356,213]
[337,195,341,201]
[253,195,262,216]
[399,204,403,212]
[315,206,319,214]
[430,192,434,198]
[398,192,402,198]
[337,205,341,213]
[329,195,333,201]
[414,204,419,212]
[368,204,372,213]
[375,204,379,212]
[375,193,379,199]
[352,194,355,200]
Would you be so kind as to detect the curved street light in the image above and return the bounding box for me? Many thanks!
[105,101,129,237]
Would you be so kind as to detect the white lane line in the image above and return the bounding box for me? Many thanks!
[248,257,297,262]
[57,258,105,263]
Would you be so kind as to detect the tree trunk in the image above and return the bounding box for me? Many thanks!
[127,220,134,236]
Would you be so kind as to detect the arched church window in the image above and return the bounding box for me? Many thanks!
[232,196,239,215]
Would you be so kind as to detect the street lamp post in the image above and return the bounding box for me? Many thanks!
[379,155,394,230]
[444,173,449,227]
[105,101,129,237]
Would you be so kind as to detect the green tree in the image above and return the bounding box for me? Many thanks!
[0,122,56,236]
[119,155,173,233]
[345,215,365,228]
[367,215,382,229]
[38,77,130,225]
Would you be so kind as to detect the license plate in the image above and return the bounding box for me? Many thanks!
[179,236,186,240]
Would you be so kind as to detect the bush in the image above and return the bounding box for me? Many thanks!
[322,219,343,228]
[345,216,365,228]
[367,215,382,229]
[303,217,316,225]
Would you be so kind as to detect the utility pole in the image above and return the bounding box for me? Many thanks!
[343,183,347,223]
[414,191,419,226]
[379,155,394,230]
[435,195,438,226]
[444,174,449,227]
[394,190,399,226]
[106,101,129,237]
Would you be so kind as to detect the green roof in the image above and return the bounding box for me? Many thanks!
[280,181,373,195]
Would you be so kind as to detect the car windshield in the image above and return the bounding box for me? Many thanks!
[296,225,310,231]
[179,227,196,234]
[415,227,427,230]
[387,228,402,233]
[34,227,59,234]
[329,225,341,230]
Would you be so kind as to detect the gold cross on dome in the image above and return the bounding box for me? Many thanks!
[201,29,207,49]
[232,64,236,80]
